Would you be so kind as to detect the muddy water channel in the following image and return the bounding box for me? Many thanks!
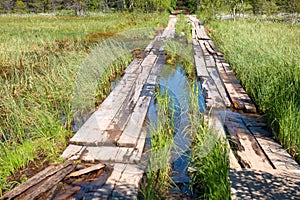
[145,63,205,198]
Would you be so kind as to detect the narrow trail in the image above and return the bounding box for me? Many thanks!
[2,15,299,200]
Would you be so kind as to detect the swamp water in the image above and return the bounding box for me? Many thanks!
[145,63,205,198]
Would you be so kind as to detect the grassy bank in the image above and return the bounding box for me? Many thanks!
[206,18,300,162]
[0,12,169,194]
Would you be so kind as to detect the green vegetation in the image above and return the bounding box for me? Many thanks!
[188,84,230,199]
[207,18,300,162]
[0,0,177,14]
[0,12,169,194]
[141,88,175,199]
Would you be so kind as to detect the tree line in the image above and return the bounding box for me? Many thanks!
[0,0,177,15]
[0,0,299,15]
[187,0,300,15]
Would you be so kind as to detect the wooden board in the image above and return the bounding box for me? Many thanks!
[249,126,300,171]
[207,67,232,108]
[94,164,127,199]
[111,164,144,199]
[62,144,86,160]
[69,73,138,146]
[225,119,274,171]
[1,161,73,200]
[68,163,105,177]
[194,46,209,77]
[200,77,225,109]
[204,55,216,68]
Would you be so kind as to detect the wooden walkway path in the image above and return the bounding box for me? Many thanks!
[2,15,300,200]
[188,15,300,200]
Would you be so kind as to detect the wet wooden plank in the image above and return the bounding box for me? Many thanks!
[225,120,274,171]
[249,126,300,171]
[207,67,231,107]
[17,165,74,200]
[1,161,73,200]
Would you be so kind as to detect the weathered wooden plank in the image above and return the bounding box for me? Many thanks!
[81,146,120,162]
[249,126,300,171]
[125,58,142,74]
[62,144,86,160]
[68,163,105,178]
[215,60,245,110]
[204,41,217,55]
[194,47,209,77]
[207,111,240,169]
[1,161,73,200]
[200,77,225,109]
[204,55,216,68]
[225,119,274,171]
[117,95,152,147]
[207,67,232,108]
[199,40,210,56]
[161,15,177,39]
[111,164,144,199]
[69,73,138,146]
[20,165,75,200]
[117,54,161,148]
[94,164,127,199]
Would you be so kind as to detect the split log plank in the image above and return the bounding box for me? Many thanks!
[1,161,73,200]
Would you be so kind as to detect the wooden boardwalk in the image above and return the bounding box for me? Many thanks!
[62,15,178,199]
[188,15,300,200]
[2,14,300,200]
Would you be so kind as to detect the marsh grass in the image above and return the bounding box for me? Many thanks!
[141,88,175,199]
[0,12,169,194]
[188,84,230,199]
[207,18,300,163]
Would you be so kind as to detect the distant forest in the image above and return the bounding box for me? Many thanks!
[0,0,299,15]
